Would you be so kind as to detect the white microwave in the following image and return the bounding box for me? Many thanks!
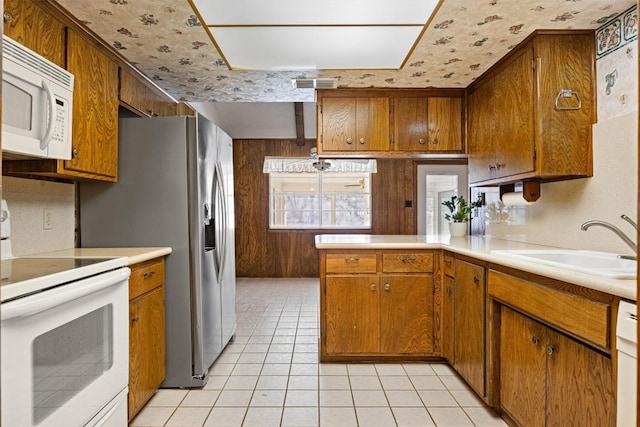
[2,35,74,160]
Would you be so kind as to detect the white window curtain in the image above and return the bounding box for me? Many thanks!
[263,157,377,174]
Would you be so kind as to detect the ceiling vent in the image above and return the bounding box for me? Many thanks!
[292,78,337,89]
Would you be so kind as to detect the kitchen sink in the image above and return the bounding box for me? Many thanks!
[490,249,637,279]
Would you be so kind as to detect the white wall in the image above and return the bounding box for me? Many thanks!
[2,176,75,255]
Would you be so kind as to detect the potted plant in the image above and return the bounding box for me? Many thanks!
[441,195,482,236]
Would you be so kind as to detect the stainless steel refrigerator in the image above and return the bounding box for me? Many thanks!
[79,114,237,388]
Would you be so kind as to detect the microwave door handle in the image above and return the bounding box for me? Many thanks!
[40,80,56,151]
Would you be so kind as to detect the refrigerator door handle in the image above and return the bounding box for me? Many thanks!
[215,162,227,281]
[204,203,215,252]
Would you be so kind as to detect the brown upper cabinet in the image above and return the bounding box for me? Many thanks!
[394,96,463,152]
[318,96,390,152]
[467,30,596,185]
[316,89,465,156]
[120,68,178,117]
[3,0,66,67]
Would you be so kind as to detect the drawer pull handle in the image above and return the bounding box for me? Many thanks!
[345,257,360,262]
[370,284,376,291]
[143,271,156,279]
[384,283,390,291]
[446,287,452,295]
[401,256,417,263]
[444,259,453,265]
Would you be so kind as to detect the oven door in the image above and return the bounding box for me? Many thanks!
[1,267,130,427]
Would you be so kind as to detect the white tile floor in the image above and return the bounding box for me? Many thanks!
[130,278,507,427]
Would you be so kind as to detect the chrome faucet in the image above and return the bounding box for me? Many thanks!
[581,217,637,255]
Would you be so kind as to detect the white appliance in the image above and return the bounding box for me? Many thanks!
[2,34,74,160]
[616,300,637,427]
[0,200,130,426]
[80,114,237,388]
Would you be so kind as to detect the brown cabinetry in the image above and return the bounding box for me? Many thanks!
[453,259,486,397]
[119,68,177,117]
[319,96,390,152]
[394,97,462,152]
[442,253,455,364]
[467,31,595,185]
[316,89,465,156]
[3,2,120,182]
[500,306,615,426]
[128,258,166,421]
[320,250,436,360]
[3,0,66,67]
[489,270,616,426]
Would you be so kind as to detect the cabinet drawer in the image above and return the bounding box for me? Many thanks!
[382,253,433,273]
[326,254,377,273]
[443,253,455,277]
[129,258,165,300]
[488,270,610,350]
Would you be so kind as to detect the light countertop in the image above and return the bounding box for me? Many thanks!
[315,234,637,301]
[26,247,172,266]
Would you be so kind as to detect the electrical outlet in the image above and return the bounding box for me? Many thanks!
[43,208,53,230]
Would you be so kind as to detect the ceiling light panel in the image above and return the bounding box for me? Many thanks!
[211,26,424,70]
[194,0,438,25]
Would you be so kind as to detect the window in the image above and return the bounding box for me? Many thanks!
[265,158,375,229]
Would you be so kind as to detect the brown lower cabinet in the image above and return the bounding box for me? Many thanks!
[320,250,437,360]
[128,258,166,421]
[453,259,486,397]
[500,306,615,426]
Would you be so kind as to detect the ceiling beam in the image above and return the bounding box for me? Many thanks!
[294,102,305,146]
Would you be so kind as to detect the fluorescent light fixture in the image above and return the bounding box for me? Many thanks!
[192,0,440,70]
[292,79,337,89]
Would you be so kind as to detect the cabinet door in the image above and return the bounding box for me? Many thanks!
[427,97,463,152]
[454,260,485,395]
[3,0,66,67]
[129,287,166,421]
[468,79,496,183]
[325,276,379,354]
[65,29,119,181]
[380,275,433,354]
[321,97,357,152]
[356,97,390,151]
[546,329,615,426]
[442,275,455,363]
[500,307,546,427]
[393,97,429,151]
[494,48,535,179]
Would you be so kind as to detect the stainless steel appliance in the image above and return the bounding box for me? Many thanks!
[2,35,74,160]
[79,114,237,388]
[1,200,130,427]
[616,300,637,426]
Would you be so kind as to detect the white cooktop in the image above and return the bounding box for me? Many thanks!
[1,256,127,303]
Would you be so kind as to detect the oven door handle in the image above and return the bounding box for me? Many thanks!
[1,268,130,321]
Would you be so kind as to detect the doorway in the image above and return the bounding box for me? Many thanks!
[416,164,468,235]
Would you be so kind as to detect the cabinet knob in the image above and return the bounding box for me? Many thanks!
[346,137,353,144]
[131,316,139,325]
[546,345,555,355]
[72,148,79,159]
[473,276,480,285]
[370,284,376,291]
[384,283,391,291]
[495,163,503,170]
[419,138,426,145]
[446,286,452,295]
[431,137,439,145]
[532,336,541,345]
[488,164,496,171]
[359,137,366,144]
[3,12,14,23]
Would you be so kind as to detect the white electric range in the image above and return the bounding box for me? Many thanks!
[1,199,131,427]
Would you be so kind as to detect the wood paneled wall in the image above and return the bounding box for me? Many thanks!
[233,139,417,277]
